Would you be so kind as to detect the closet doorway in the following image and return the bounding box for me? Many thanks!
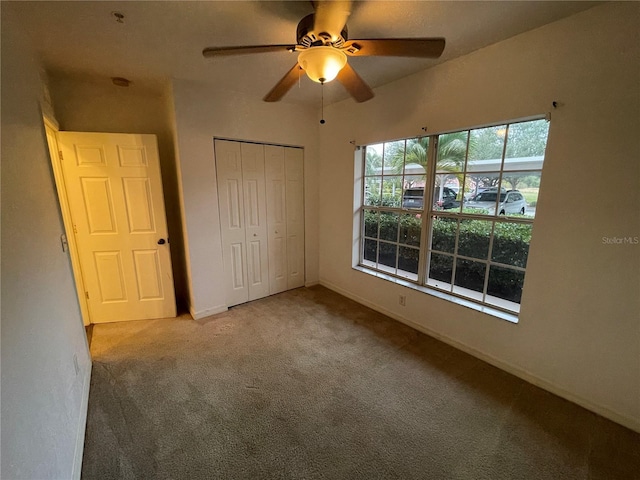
[215,139,304,307]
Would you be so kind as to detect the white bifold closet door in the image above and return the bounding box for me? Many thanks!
[216,139,304,307]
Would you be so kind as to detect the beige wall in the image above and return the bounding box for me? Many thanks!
[1,8,92,479]
[170,79,320,318]
[318,2,640,431]
[48,75,189,310]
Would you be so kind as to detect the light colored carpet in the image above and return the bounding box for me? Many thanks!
[82,286,640,479]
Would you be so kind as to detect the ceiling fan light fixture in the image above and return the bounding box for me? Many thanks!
[298,46,347,83]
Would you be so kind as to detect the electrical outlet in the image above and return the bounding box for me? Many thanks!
[399,295,406,306]
[73,354,80,376]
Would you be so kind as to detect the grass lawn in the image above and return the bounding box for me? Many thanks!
[519,187,539,205]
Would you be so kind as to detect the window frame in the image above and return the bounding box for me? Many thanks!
[356,117,549,318]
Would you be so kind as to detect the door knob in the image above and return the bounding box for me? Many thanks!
[157,238,166,245]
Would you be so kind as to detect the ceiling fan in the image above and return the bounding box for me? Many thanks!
[202,1,445,103]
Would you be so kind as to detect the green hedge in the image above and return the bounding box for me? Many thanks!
[363,212,531,303]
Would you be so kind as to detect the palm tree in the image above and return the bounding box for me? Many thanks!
[365,148,382,176]
[435,132,469,200]
[436,131,468,173]
[386,137,429,187]
[405,137,430,166]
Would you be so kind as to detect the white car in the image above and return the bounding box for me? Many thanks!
[465,189,526,215]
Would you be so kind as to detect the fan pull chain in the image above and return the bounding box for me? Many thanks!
[320,82,326,125]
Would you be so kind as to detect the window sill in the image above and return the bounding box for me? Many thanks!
[352,265,519,324]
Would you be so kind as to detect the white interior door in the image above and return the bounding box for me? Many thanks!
[285,147,305,289]
[58,132,176,323]
[265,145,288,295]
[216,139,304,307]
[215,140,249,307]
[240,143,270,301]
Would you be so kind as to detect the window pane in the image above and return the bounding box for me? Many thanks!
[363,209,379,239]
[458,219,491,260]
[500,186,527,217]
[383,140,405,172]
[365,144,383,176]
[382,176,403,207]
[505,120,549,157]
[492,223,532,268]
[402,183,425,210]
[403,170,426,189]
[428,252,453,287]
[431,217,457,253]
[461,175,477,202]
[364,177,382,206]
[399,213,421,246]
[463,173,503,216]
[433,182,461,211]
[363,238,377,265]
[487,265,525,304]
[437,131,468,174]
[467,125,506,172]
[398,246,419,279]
[378,241,397,272]
[379,211,399,242]
[404,137,429,178]
[500,171,541,218]
[454,259,486,296]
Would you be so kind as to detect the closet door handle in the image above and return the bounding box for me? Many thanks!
[157,238,166,245]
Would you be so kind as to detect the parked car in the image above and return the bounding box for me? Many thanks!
[402,187,459,210]
[465,189,526,215]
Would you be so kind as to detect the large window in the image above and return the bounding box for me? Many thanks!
[359,118,549,316]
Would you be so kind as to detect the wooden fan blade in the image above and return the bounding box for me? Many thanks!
[343,38,446,58]
[313,0,351,41]
[203,45,296,58]
[336,63,374,103]
[263,63,303,102]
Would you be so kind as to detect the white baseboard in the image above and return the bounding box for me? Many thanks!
[319,278,640,434]
[304,281,320,287]
[189,304,228,320]
[72,360,92,480]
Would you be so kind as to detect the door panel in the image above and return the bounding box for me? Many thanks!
[226,179,243,229]
[215,140,249,306]
[81,178,117,233]
[133,250,163,300]
[265,145,288,294]
[285,147,305,289]
[118,145,147,167]
[76,145,106,166]
[122,178,155,232]
[231,243,245,290]
[245,179,260,227]
[94,251,127,302]
[58,132,176,323]
[240,143,269,301]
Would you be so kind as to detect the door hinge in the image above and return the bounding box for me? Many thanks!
[85,291,90,300]
[58,150,64,161]
[73,224,78,234]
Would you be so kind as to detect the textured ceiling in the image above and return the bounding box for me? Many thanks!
[6,1,599,105]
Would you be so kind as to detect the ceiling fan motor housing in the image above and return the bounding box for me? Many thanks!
[296,14,348,48]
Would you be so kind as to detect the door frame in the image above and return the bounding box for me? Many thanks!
[43,116,91,325]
